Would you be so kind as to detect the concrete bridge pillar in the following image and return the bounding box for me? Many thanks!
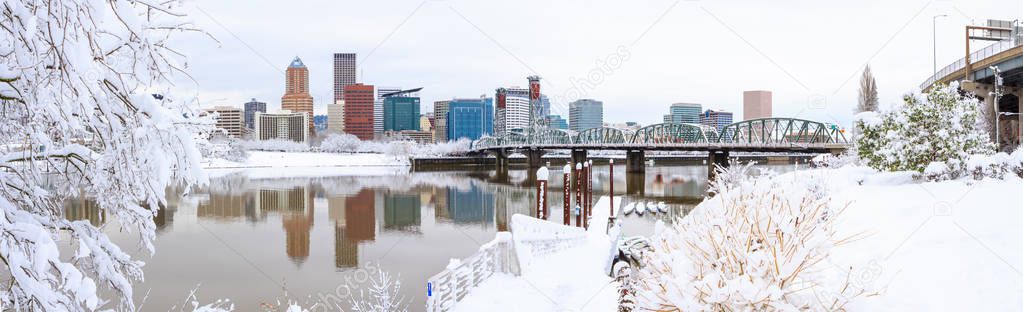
[494,149,510,176]
[626,172,645,196]
[707,150,730,182]
[571,149,587,166]
[626,150,645,174]
[525,149,545,171]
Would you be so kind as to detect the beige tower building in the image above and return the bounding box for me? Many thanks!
[282,57,314,134]
[743,90,772,120]
[202,106,244,138]
[327,100,345,133]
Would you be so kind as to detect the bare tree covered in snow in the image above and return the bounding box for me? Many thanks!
[857,65,878,113]
[0,0,208,310]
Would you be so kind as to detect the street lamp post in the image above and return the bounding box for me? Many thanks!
[933,14,947,78]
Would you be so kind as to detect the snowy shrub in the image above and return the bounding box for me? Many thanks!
[243,139,311,152]
[199,137,248,163]
[319,133,470,157]
[349,269,408,312]
[923,149,1023,181]
[633,167,870,311]
[1,0,209,309]
[856,83,994,172]
[320,133,362,153]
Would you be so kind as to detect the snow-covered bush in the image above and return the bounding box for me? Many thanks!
[1,0,208,309]
[924,149,1023,180]
[320,133,362,153]
[318,133,470,157]
[199,137,248,162]
[856,83,994,172]
[633,166,870,311]
[349,269,408,312]
[243,139,311,152]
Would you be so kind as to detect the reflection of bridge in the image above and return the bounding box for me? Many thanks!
[470,118,849,177]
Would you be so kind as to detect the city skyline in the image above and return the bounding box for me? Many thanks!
[179,0,1020,128]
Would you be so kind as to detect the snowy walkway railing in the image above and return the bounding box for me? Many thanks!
[426,233,518,312]
[425,214,589,312]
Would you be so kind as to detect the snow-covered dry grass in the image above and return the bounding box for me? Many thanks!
[634,162,1023,311]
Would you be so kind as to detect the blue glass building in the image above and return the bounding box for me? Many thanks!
[383,95,421,131]
[546,114,568,130]
[446,97,493,140]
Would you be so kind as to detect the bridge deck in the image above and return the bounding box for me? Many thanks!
[474,143,849,153]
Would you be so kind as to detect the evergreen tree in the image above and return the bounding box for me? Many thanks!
[856,83,994,172]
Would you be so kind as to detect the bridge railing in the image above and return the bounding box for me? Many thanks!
[922,37,1021,90]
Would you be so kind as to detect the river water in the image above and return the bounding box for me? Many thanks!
[67,163,800,310]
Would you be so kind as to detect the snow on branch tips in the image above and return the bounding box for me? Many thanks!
[1,0,210,310]
[632,166,872,311]
[855,83,994,173]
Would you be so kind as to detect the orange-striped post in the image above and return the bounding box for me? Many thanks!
[536,166,549,219]
[563,164,571,225]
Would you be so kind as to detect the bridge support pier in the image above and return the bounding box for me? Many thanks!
[571,149,587,167]
[524,149,545,171]
[626,150,645,174]
[494,150,510,178]
[707,150,730,181]
[626,172,645,196]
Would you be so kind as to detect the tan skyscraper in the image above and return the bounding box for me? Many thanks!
[282,57,314,134]
[743,90,772,120]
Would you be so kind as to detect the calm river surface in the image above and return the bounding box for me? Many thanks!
[70,163,800,310]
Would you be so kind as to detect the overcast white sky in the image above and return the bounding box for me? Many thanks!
[174,0,1022,127]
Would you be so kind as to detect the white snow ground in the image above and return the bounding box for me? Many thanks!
[202,151,409,178]
[451,166,1023,311]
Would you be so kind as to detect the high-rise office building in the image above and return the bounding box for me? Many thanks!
[700,109,734,132]
[327,100,344,133]
[333,53,356,102]
[743,90,772,120]
[281,57,314,134]
[375,87,400,138]
[568,99,603,131]
[546,114,568,130]
[202,106,244,138]
[433,100,450,142]
[382,88,421,132]
[254,111,308,142]
[494,87,530,136]
[669,103,702,124]
[243,98,266,129]
[447,97,493,141]
[343,83,375,140]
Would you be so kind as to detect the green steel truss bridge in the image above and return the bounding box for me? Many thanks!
[470,118,850,175]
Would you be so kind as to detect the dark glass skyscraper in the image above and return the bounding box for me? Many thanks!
[243,98,266,129]
[446,97,493,141]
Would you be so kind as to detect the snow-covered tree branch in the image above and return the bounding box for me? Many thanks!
[1,0,208,309]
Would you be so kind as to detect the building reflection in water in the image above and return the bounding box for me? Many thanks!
[383,191,421,233]
[331,189,377,269]
[64,198,106,227]
[443,184,494,225]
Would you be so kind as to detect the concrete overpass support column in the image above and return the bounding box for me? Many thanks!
[494,150,509,176]
[525,149,544,171]
[571,149,587,167]
[707,150,730,182]
[626,150,645,174]
[1009,87,1023,150]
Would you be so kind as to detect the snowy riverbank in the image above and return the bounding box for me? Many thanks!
[444,165,1023,311]
[202,151,410,179]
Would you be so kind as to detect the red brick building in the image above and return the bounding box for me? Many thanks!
[343,83,375,140]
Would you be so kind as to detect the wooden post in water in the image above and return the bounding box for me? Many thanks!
[535,166,549,219]
[585,161,593,227]
[609,159,614,216]
[588,160,594,217]
[563,164,571,226]
[575,162,583,227]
